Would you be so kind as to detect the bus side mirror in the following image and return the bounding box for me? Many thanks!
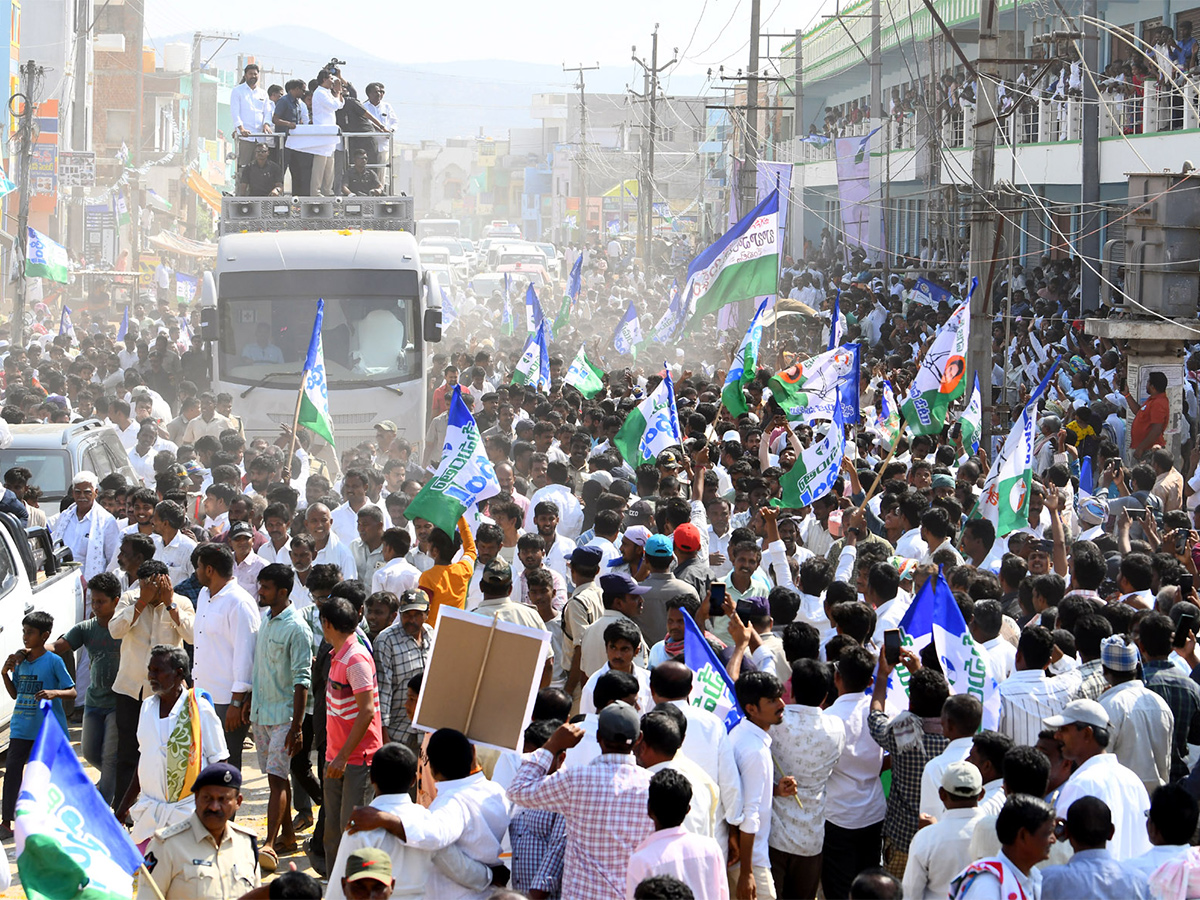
[200,307,218,341]
[424,308,442,343]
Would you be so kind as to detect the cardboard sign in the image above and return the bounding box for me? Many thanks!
[411,606,550,752]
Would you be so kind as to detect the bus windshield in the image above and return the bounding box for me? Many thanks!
[217,295,419,387]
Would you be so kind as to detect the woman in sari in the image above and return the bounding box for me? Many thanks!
[115,644,228,850]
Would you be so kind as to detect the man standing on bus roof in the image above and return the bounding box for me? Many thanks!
[230,63,274,168]
[363,83,397,158]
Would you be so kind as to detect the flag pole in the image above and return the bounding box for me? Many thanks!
[857,413,905,513]
[138,864,168,900]
[285,383,304,483]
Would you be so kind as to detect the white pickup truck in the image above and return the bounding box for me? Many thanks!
[0,517,84,747]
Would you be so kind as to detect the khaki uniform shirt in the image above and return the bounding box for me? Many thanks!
[146,812,260,899]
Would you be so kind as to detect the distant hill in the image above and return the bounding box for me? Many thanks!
[154,26,708,143]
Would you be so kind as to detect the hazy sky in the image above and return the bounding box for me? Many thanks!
[146,0,824,81]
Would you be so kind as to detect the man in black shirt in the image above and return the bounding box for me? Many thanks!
[238,143,284,196]
[334,82,387,191]
[343,149,382,196]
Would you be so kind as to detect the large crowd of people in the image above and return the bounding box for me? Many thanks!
[0,218,1197,900]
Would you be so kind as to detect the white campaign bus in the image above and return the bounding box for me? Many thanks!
[202,208,441,453]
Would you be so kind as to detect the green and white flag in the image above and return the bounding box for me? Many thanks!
[613,367,682,466]
[683,190,780,330]
[564,346,605,399]
[721,297,770,417]
[511,320,550,390]
[25,228,70,284]
[959,373,982,455]
[900,288,973,435]
[772,395,846,508]
[296,300,335,446]
[16,705,144,900]
[406,385,501,535]
[974,362,1058,536]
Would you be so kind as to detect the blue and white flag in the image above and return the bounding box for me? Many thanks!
[525,284,545,335]
[774,394,846,508]
[501,274,514,335]
[58,306,75,342]
[613,301,643,357]
[887,567,1001,729]
[116,306,129,342]
[441,286,457,327]
[405,386,501,535]
[511,320,550,391]
[682,606,743,732]
[566,254,583,301]
[650,280,685,345]
[15,703,143,898]
[828,288,844,350]
[175,272,198,304]
[1079,456,1094,500]
[0,162,16,199]
[911,277,953,308]
[296,300,335,446]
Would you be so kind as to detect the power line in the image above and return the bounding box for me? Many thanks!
[564,62,600,241]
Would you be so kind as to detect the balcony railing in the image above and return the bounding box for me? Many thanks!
[787,80,1200,163]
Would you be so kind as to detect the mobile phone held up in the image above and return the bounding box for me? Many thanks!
[710,583,727,617]
[884,629,902,666]
[1176,608,1199,648]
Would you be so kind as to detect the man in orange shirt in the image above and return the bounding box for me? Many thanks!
[417,516,477,624]
[430,365,470,418]
[1126,371,1169,459]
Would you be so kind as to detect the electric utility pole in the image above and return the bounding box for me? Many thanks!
[966,0,1001,447]
[186,31,239,238]
[633,26,677,273]
[12,60,43,350]
[741,0,762,217]
[563,62,599,243]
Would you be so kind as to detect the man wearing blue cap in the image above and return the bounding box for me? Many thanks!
[145,763,261,898]
[636,534,699,655]
[579,573,650,678]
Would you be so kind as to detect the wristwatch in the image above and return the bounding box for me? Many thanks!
[231,698,244,708]
[165,602,177,612]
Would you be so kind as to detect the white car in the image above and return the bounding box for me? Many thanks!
[536,243,561,280]
[419,238,470,282]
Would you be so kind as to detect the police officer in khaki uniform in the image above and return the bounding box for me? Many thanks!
[145,763,261,899]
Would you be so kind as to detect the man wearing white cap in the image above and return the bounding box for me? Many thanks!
[1044,698,1152,861]
[1078,496,1109,542]
[1095,635,1172,795]
[903,761,987,900]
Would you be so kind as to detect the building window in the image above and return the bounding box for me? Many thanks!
[105,110,132,146]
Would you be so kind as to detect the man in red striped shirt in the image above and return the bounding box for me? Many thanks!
[322,596,384,865]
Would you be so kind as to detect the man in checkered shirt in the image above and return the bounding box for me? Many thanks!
[374,589,433,754]
[508,701,654,900]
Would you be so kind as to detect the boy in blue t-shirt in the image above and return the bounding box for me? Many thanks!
[1,610,74,835]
